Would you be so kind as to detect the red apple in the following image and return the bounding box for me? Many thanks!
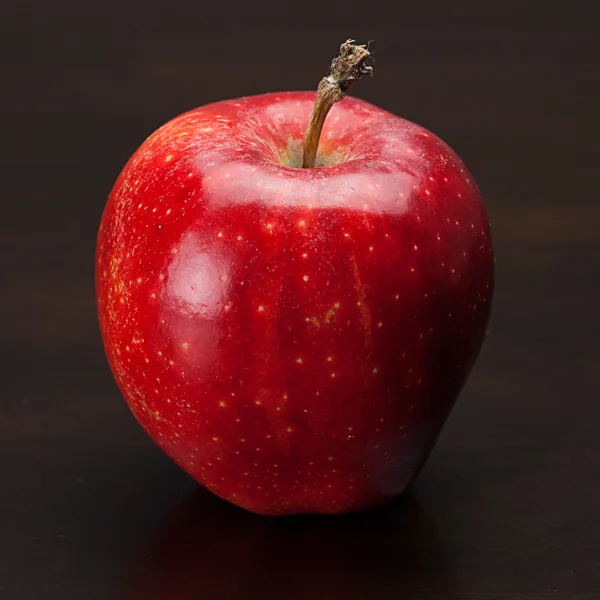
[96,46,493,516]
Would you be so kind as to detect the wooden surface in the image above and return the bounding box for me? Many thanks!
[1,2,599,599]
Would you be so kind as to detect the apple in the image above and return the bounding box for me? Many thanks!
[96,41,494,515]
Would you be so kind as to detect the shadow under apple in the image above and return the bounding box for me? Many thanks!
[117,485,454,600]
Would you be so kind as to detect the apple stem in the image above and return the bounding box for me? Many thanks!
[302,39,373,169]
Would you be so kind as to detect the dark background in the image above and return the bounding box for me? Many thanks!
[1,1,599,598]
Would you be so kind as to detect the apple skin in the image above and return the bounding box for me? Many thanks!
[96,91,494,516]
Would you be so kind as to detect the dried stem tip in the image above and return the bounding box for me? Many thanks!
[327,39,373,94]
[302,39,373,168]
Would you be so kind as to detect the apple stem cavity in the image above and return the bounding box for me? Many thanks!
[302,39,373,169]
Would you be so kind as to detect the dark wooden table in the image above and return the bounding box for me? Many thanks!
[2,3,599,599]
